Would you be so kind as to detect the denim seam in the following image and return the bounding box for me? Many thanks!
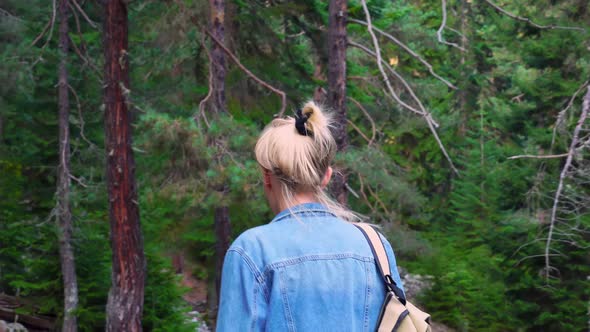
[228,247,270,300]
[271,209,337,223]
[251,282,258,332]
[364,260,371,332]
[278,267,296,332]
[263,253,373,275]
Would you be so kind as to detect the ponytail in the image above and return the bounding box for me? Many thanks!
[255,101,361,222]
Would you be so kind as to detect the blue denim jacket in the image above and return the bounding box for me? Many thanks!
[217,203,405,332]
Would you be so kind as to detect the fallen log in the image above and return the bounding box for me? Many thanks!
[0,294,55,331]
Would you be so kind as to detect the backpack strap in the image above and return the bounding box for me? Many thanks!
[354,223,407,305]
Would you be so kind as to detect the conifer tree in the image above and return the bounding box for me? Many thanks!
[327,0,349,205]
[56,0,79,330]
[103,1,145,330]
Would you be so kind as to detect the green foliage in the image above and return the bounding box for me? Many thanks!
[2,0,589,330]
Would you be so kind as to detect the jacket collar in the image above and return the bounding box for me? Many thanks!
[270,202,335,223]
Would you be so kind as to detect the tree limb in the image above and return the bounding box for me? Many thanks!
[31,0,57,67]
[507,153,569,160]
[348,96,376,145]
[348,41,425,116]
[196,35,212,128]
[70,0,98,29]
[204,30,287,117]
[437,0,467,51]
[545,85,590,281]
[483,0,586,31]
[350,24,459,175]
[552,80,589,148]
[348,18,457,90]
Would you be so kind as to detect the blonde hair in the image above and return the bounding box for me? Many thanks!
[255,101,360,222]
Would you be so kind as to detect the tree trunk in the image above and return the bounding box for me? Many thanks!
[103,1,145,331]
[57,1,78,331]
[214,205,231,296]
[209,0,232,307]
[210,0,226,114]
[327,0,348,205]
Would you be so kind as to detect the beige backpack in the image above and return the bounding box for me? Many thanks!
[354,223,432,332]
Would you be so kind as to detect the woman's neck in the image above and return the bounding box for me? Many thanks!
[274,192,318,214]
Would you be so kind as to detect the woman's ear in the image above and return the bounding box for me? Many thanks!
[321,166,333,188]
[263,169,272,189]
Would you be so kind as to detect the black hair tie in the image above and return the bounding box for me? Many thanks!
[295,108,309,136]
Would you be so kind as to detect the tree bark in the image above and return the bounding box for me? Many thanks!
[57,0,79,331]
[210,0,226,114]
[103,1,145,331]
[327,0,348,205]
[209,0,232,307]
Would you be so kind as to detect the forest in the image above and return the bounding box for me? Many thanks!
[1,0,589,331]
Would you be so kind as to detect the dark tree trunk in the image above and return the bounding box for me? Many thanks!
[210,0,226,114]
[57,1,79,331]
[209,0,232,307]
[214,205,231,294]
[327,0,348,205]
[103,1,145,331]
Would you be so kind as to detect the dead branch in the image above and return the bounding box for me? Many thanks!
[0,294,56,330]
[196,35,212,128]
[545,85,590,281]
[70,0,98,29]
[358,174,378,215]
[348,96,376,145]
[348,18,457,89]
[507,153,569,160]
[552,80,589,148]
[437,0,467,51]
[366,180,393,218]
[204,30,287,117]
[483,0,585,31]
[69,174,88,188]
[350,9,459,175]
[348,41,424,115]
[31,20,51,47]
[347,119,371,144]
[67,83,98,150]
[344,182,360,199]
[31,0,57,67]
[0,8,23,22]
[68,1,102,78]
[68,35,102,78]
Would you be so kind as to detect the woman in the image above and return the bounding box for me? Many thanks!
[216,101,404,331]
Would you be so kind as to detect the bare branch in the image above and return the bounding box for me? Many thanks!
[348,96,376,146]
[347,119,371,144]
[358,174,378,215]
[344,182,360,199]
[552,80,589,148]
[483,0,586,31]
[69,174,88,188]
[348,18,457,89]
[545,85,590,282]
[31,21,51,47]
[350,10,459,175]
[0,8,24,22]
[196,35,212,128]
[437,0,467,51]
[70,0,98,29]
[348,41,424,115]
[507,153,569,160]
[67,83,98,150]
[31,0,57,67]
[204,30,287,117]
